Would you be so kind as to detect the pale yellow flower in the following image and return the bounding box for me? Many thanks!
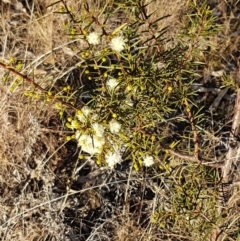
[106,78,119,91]
[78,134,105,155]
[87,32,100,45]
[76,106,92,123]
[105,150,122,169]
[92,122,105,137]
[143,155,154,167]
[110,36,126,52]
[109,119,121,134]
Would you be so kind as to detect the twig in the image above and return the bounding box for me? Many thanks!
[183,99,199,158]
[209,87,230,113]
[167,148,224,168]
[0,61,82,110]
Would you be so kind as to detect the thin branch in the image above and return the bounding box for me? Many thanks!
[0,61,82,110]
[168,148,224,168]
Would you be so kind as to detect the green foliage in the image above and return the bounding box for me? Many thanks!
[48,0,209,170]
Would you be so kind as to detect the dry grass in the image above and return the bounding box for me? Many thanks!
[1,0,240,241]
[0,2,68,239]
[142,0,188,48]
